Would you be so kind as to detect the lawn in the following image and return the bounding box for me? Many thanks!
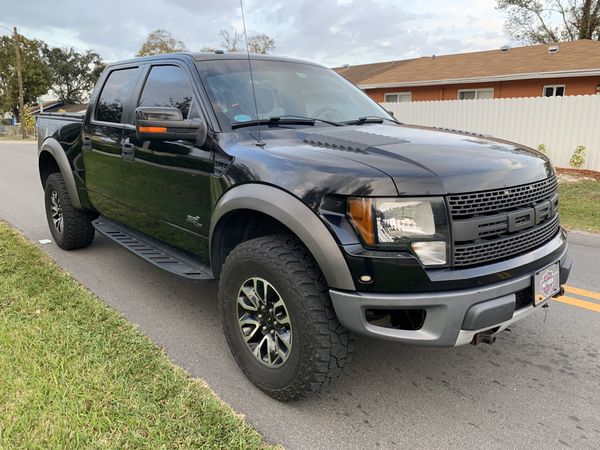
[0,222,273,449]
[558,178,600,233]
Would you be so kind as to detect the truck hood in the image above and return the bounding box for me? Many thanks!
[297,124,554,195]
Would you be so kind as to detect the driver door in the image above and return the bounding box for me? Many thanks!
[121,63,213,259]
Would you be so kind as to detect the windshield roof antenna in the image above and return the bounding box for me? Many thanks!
[240,0,264,147]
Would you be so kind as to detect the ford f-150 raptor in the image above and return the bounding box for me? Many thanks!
[37,52,572,401]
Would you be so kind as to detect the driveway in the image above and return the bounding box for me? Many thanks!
[1,141,599,449]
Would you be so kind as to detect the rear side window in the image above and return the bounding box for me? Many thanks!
[138,65,193,118]
[95,68,139,123]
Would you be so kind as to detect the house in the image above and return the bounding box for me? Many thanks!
[334,40,600,103]
[29,101,87,115]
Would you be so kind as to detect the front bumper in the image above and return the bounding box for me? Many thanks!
[330,235,572,347]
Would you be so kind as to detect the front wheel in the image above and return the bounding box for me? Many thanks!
[219,235,354,401]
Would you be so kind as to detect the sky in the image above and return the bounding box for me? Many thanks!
[0,0,511,67]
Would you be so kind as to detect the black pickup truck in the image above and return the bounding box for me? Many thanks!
[37,52,571,400]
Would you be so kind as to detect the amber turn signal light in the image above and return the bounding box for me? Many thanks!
[138,126,167,133]
[347,198,375,245]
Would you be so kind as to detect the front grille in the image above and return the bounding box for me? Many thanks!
[454,215,560,267]
[449,175,560,267]
[448,176,558,219]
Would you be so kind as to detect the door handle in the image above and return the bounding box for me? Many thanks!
[121,142,135,160]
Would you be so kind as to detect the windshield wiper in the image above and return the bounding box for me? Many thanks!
[343,115,401,125]
[278,115,344,127]
[231,115,343,129]
[231,117,314,129]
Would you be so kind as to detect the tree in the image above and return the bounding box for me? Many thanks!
[43,47,104,103]
[497,0,600,44]
[220,28,243,52]
[217,28,276,54]
[248,33,275,54]
[137,29,186,57]
[0,34,51,117]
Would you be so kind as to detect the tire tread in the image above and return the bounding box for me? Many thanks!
[219,234,354,401]
[45,173,95,250]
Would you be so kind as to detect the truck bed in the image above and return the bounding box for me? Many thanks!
[36,112,84,147]
[37,111,84,122]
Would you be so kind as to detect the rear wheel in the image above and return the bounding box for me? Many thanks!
[219,234,354,401]
[44,173,95,250]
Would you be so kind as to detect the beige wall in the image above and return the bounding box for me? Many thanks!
[366,76,600,102]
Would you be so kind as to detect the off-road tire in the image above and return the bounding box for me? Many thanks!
[219,234,354,401]
[44,173,95,250]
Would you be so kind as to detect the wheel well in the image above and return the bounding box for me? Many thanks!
[39,151,61,187]
[211,209,297,279]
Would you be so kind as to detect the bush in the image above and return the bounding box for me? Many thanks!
[569,145,586,169]
[21,109,36,135]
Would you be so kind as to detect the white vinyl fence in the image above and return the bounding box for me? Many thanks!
[382,95,600,171]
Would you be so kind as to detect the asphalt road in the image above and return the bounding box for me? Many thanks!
[1,141,600,449]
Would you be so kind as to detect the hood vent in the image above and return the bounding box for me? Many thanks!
[303,128,407,154]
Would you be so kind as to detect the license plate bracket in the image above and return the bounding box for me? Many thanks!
[533,262,560,306]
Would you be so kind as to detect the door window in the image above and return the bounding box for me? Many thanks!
[95,68,140,123]
[139,65,194,118]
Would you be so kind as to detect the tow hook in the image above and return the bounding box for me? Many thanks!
[471,329,497,345]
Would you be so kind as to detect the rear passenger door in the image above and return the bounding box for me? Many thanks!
[121,63,214,259]
[83,66,141,221]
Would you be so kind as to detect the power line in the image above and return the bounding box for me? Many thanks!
[0,25,26,137]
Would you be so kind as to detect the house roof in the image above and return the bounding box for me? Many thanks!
[30,101,87,115]
[333,59,411,85]
[29,100,62,114]
[338,40,600,88]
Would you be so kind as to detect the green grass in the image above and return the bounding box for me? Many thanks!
[0,222,273,449]
[558,179,600,233]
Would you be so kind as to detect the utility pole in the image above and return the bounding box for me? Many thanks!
[13,27,26,139]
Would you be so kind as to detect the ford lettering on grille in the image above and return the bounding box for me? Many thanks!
[449,177,561,267]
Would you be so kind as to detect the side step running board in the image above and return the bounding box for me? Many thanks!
[92,216,214,281]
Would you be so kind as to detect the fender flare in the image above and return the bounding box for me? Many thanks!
[210,184,356,291]
[38,138,82,209]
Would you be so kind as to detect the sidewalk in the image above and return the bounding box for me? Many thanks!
[0,138,36,144]
[567,229,600,246]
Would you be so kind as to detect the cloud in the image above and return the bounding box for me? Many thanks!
[0,0,507,65]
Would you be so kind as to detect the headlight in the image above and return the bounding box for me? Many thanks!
[347,197,449,266]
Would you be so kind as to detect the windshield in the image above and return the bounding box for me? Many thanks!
[195,59,392,131]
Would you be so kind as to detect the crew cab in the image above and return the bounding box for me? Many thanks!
[37,52,572,401]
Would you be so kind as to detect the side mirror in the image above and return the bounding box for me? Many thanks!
[134,107,207,146]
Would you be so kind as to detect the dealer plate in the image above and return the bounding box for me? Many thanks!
[534,262,560,306]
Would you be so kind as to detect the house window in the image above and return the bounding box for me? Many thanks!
[458,88,494,100]
[384,92,411,103]
[543,85,565,97]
